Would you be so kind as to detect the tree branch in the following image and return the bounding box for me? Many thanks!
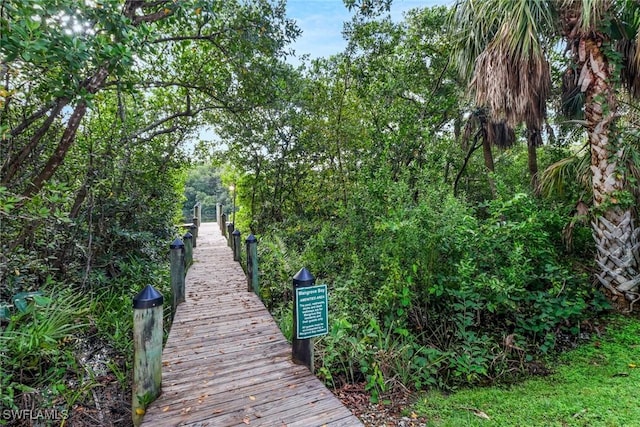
[151,31,228,44]
[1,98,68,183]
[22,67,109,198]
[123,0,174,25]
[133,10,169,25]
[453,135,483,197]
[9,99,67,138]
[132,125,180,143]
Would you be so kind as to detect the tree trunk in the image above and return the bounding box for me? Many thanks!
[526,126,540,196]
[454,138,482,197]
[481,134,496,198]
[592,212,640,304]
[22,68,108,198]
[1,98,70,184]
[583,38,640,309]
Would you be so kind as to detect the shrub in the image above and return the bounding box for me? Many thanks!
[267,186,606,393]
[0,285,89,408]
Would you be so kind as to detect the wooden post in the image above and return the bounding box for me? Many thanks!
[190,224,197,248]
[192,216,199,239]
[193,203,200,225]
[221,213,227,237]
[232,229,241,262]
[216,203,222,228]
[132,285,163,426]
[226,223,234,248]
[292,267,315,372]
[246,234,258,294]
[195,203,202,226]
[170,238,185,313]
[183,232,193,270]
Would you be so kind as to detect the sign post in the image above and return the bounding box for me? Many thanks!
[292,268,328,372]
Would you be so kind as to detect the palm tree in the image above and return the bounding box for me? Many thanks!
[457,108,515,198]
[451,0,551,193]
[450,0,640,310]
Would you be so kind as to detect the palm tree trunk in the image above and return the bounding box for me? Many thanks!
[526,126,540,195]
[583,38,640,309]
[592,212,640,301]
[481,136,496,198]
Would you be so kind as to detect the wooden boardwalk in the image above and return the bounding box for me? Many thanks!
[141,222,363,427]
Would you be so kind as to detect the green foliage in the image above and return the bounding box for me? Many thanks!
[2,0,634,416]
[263,181,604,394]
[182,165,230,222]
[273,302,294,343]
[0,285,88,408]
[255,232,303,309]
[413,315,640,426]
[0,183,76,301]
[90,254,173,353]
[0,0,304,419]
[189,0,625,406]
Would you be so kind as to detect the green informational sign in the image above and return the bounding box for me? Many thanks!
[295,284,328,339]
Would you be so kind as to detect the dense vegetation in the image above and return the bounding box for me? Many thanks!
[0,0,296,422]
[218,3,639,401]
[1,0,640,424]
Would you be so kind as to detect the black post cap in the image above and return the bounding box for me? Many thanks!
[133,284,163,309]
[246,233,257,243]
[293,267,315,287]
[232,229,241,236]
[170,238,184,249]
[183,232,193,240]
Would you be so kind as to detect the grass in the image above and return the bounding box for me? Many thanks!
[413,314,640,426]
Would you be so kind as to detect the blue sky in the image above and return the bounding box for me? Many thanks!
[286,0,454,60]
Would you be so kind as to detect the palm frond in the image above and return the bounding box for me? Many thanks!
[449,0,501,79]
[560,0,611,37]
[472,43,550,128]
[450,0,557,75]
[561,66,585,118]
[487,120,516,149]
[615,0,640,98]
[538,145,591,197]
[451,0,556,128]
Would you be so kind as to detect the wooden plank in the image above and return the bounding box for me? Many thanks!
[161,333,288,362]
[159,356,305,394]
[175,302,267,318]
[160,322,283,350]
[147,374,325,422]
[161,335,290,364]
[144,378,328,425]
[168,311,280,333]
[286,405,363,427]
[179,385,349,426]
